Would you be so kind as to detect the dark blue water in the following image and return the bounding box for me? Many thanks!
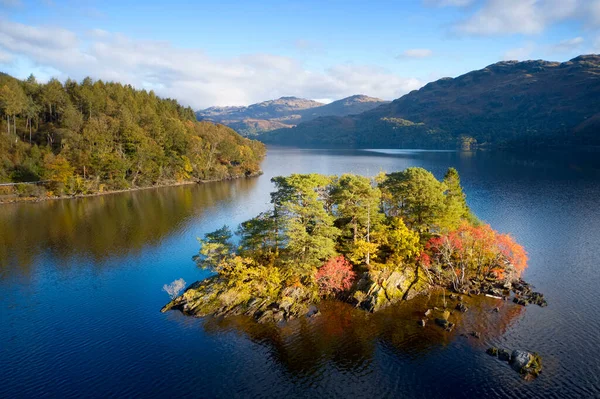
[1,147,600,398]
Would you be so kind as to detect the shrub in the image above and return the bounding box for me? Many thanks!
[316,256,356,297]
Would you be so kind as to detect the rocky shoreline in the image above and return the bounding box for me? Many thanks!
[162,270,547,324]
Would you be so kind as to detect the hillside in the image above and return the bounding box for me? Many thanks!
[260,55,600,148]
[0,73,265,198]
[196,95,388,136]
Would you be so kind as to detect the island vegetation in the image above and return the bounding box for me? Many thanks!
[162,167,544,326]
[0,73,265,201]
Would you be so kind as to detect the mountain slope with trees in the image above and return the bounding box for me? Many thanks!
[196,95,388,136]
[0,73,265,199]
[259,55,600,148]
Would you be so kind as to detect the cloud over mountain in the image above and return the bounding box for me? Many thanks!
[0,19,422,108]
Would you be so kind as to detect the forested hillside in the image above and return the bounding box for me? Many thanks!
[0,74,265,199]
[260,55,600,148]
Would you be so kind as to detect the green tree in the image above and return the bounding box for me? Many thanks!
[331,174,382,265]
[273,174,340,275]
[439,167,473,231]
[380,167,446,232]
[195,225,234,270]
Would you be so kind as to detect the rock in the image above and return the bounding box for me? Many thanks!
[435,318,448,328]
[306,305,320,318]
[457,295,463,302]
[498,349,511,362]
[449,293,456,300]
[257,309,274,324]
[513,297,528,306]
[418,319,427,327]
[272,310,284,323]
[442,310,450,320]
[470,331,481,339]
[445,322,455,332]
[510,350,531,372]
[493,307,500,313]
[455,302,468,312]
[510,350,543,379]
[424,309,432,317]
[486,347,498,356]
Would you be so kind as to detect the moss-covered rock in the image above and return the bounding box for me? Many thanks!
[161,278,318,323]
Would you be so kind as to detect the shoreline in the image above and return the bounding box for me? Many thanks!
[0,171,263,205]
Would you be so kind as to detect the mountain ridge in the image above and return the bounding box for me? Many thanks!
[196,94,389,136]
[259,54,600,148]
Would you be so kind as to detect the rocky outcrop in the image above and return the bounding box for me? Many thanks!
[352,266,428,312]
[511,280,548,307]
[161,278,317,323]
[487,347,543,380]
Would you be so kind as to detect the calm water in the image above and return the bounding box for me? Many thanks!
[2,147,600,398]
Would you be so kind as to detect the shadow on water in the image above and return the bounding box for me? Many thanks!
[199,292,525,378]
[0,178,259,279]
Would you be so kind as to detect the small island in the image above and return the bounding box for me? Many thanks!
[163,167,545,320]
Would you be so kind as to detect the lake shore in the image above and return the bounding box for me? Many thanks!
[0,171,263,205]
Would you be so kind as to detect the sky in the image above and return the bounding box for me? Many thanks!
[0,0,599,109]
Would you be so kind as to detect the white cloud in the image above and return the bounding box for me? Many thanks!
[398,48,434,58]
[456,0,578,36]
[551,37,584,53]
[589,0,600,27]
[503,42,536,60]
[0,19,422,108]
[0,48,13,62]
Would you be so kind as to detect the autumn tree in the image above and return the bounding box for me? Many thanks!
[316,255,356,296]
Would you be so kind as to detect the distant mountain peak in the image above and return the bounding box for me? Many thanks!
[196,94,388,136]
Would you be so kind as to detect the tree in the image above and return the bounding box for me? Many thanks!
[374,217,421,266]
[0,81,26,137]
[273,174,340,275]
[439,167,473,231]
[195,226,234,270]
[380,167,446,232]
[23,96,41,144]
[44,154,74,185]
[237,210,282,263]
[316,256,356,296]
[425,223,528,290]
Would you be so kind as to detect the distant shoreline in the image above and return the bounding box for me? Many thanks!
[0,171,263,205]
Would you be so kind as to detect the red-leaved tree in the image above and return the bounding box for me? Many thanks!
[316,255,356,296]
[425,223,528,289]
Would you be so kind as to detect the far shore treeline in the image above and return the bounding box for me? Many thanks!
[0,73,265,199]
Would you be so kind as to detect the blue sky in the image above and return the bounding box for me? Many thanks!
[0,0,598,108]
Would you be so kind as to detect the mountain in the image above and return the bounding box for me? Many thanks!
[259,55,600,149]
[196,95,388,136]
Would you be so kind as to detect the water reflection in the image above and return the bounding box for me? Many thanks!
[0,178,258,279]
[201,293,524,376]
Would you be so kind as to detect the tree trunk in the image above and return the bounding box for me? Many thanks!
[6,115,9,135]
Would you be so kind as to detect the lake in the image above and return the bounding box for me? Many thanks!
[2,147,600,398]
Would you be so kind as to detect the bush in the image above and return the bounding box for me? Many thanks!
[316,256,356,297]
